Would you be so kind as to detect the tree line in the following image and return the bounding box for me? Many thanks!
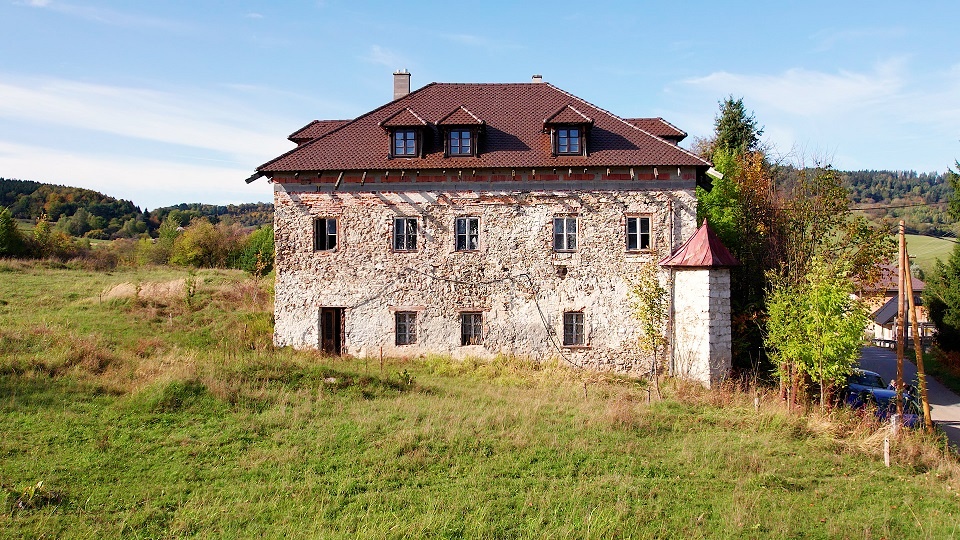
[0,178,273,240]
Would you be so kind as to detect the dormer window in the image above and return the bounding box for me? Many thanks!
[448,129,474,156]
[380,107,429,159]
[556,128,581,155]
[544,104,593,157]
[438,106,484,158]
[393,130,418,156]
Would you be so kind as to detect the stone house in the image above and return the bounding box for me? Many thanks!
[248,72,734,386]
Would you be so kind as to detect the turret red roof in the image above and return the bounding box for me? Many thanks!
[659,222,740,268]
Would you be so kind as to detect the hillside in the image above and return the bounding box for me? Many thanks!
[842,169,955,237]
[1,178,273,239]
[1,261,958,537]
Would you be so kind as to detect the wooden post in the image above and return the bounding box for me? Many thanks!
[896,221,906,416]
[904,246,934,430]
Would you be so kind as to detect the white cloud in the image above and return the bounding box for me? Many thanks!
[17,0,187,30]
[245,12,263,19]
[684,59,904,117]
[0,141,272,208]
[0,76,293,161]
[668,58,960,171]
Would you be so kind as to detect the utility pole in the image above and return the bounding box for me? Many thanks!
[896,221,905,416]
[904,246,934,430]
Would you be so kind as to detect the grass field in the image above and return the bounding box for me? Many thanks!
[1,261,959,538]
[905,233,955,275]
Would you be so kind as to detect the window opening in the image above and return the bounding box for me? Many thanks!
[393,129,417,156]
[556,128,581,155]
[461,312,482,345]
[314,218,337,251]
[553,217,577,251]
[393,217,418,251]
[395,311,417,345]
[448,130,473,156]
[626,216,651,251]
[455,217,479,251]
[563,312,585,346]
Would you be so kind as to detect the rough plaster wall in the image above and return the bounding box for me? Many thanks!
[274,183,696,373]
[672,268,731,387]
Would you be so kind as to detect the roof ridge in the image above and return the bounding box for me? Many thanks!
[545,83,709,167]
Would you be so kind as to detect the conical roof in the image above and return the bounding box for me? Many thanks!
[659,221,740,268]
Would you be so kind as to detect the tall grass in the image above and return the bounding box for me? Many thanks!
[1,260,959,538]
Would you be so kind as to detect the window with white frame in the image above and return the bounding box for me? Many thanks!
[455,216,479,251]
[553,216,577,251]
[626,216,652,251]
[460,312,482,346]
[393,217,418,251]
[563,311,585,346]
[395,311,417,345]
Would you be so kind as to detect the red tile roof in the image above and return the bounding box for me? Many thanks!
[624,118,687,140]
[544,104,593,125]
[861,263,925,294]
[379,107,428,127]
[259,82,710,173]
[659,222,740,268]
[288,119,350,144]
[437,105,484,126]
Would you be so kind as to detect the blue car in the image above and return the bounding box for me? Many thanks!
[842,369,923,427]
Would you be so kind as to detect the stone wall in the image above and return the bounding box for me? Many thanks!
[274,175,697,373]
[671,268,731,387]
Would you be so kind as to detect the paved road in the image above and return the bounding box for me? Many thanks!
[860,347,960,450]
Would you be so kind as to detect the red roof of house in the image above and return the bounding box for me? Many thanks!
[659,222,740,268]
[624,118,687,140]
[288,120,351,144]
[861,263,925,294]
[259,82,710,173]
[437,105,484,126]
[544,104,593,125]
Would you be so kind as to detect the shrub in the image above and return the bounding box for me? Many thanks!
[0,208,27,257]
[237,225,274,275]
[169,218,244,268]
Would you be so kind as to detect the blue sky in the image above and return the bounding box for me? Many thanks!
[1,0,958,209]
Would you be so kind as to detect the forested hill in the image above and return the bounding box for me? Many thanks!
[1,178,273,239]
[841,169,954,236]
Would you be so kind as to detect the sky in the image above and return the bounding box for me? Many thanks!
[1,0,958,210]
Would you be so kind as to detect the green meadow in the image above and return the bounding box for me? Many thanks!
[905,233,955,275]
[1,261,958,539]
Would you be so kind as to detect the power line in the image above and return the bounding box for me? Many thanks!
[852,201,949,211]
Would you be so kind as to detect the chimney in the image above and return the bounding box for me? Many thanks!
[531,74,543,83]
[393,69,411,100]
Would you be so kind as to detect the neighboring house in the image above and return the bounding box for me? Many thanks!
[248,72,734,386]
[858,264,932,347]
